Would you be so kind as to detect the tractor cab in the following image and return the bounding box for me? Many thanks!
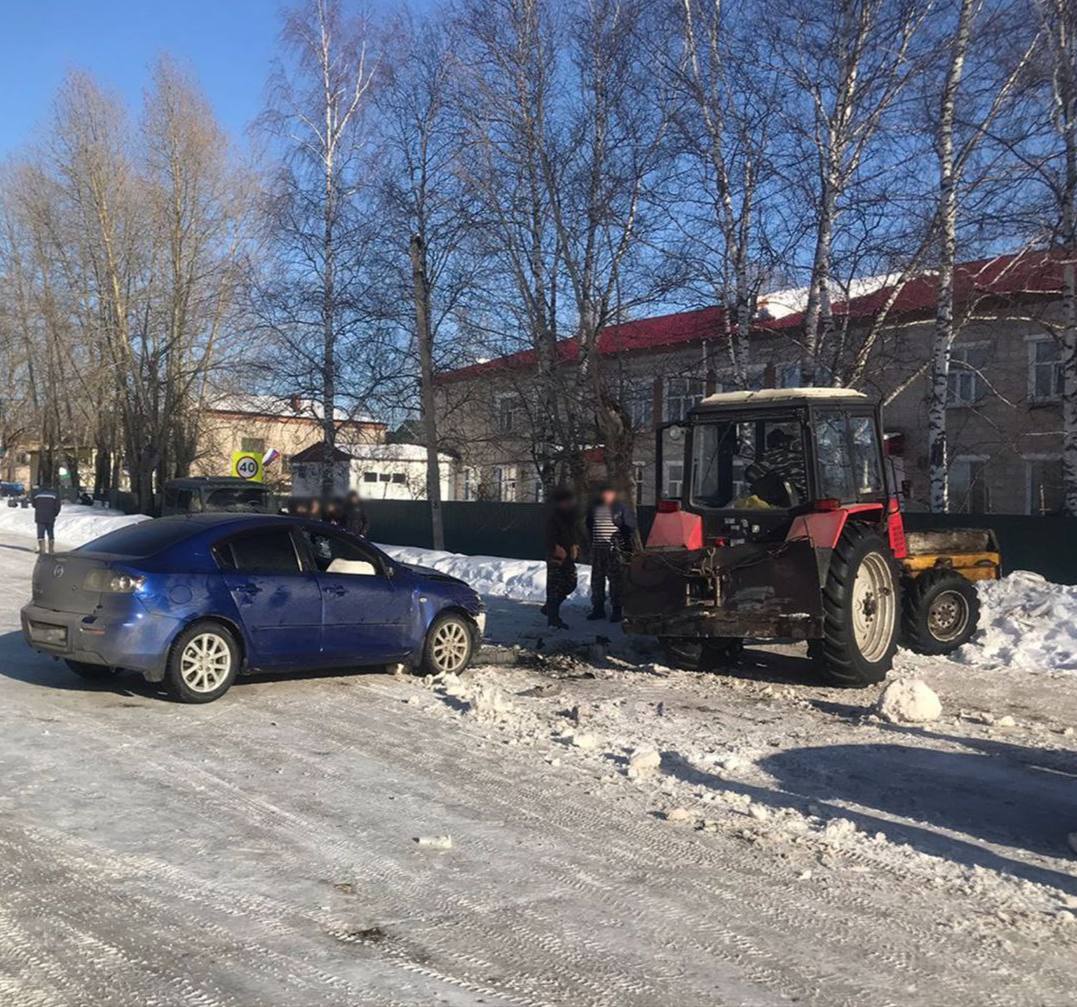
[623,387,992,686]
[654,387,893,546]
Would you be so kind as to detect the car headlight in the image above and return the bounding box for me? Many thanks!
[84,570,145,593]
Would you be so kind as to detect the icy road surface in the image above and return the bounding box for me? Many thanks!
[1,529,1076,1005]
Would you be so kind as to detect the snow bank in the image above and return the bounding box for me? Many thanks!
[0,503,148,549]
[955,571,1077,673]
[379,544,591,605]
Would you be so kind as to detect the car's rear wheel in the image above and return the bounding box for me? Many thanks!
[815,523,900,686]
[902,568,980,654]
[65,659,116,681]
[166,621,239,703]
[422,613,475,676]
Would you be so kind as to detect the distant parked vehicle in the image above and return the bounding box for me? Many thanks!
[21,514,485,702]
[0,481,25,497]
[161,477,269,516]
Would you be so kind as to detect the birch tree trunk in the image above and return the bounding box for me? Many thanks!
[410,234,445,549]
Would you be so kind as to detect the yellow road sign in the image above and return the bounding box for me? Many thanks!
[231,451,264,482]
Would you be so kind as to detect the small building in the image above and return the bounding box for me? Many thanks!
[290,441,459,501]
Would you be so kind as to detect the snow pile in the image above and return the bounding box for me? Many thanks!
[956,571,1077,673]
[380,544,591,605]
[876,679,942,724]
[0,503,147,549]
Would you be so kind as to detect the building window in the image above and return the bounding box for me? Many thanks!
[1026,456,1064,515]
[492,465,517,502]
[241,437,266,453]
[947,345,989,407]
[664,461,685,499]
[621,379,654,430]
[1028,338,1063,403]
[391,473,406,484]
[950,456,990,514]
[665,377,706,422]
[363,471,378,483]
[496,395,521,434]
[463,468,478,501]
[777,362,802,388]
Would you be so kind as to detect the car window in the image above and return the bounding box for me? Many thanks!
[302,527,380,575]
[218,529,302,573]
[78,520,203,557]
[205,486,268,512]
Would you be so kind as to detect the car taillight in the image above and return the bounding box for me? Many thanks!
[83,569,145,593]
[814,498,841,512]
[657,499,681,513]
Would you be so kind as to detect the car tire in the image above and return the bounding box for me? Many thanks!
[422,613,476,676]
[65,659,116,681]
[902,569,980,655]
[815,523,901,687]
[660,637,744,671]
[165,621,240,704]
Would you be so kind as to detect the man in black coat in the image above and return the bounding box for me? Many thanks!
[344,490,370,538]
[542,486,581,629]
[586,484,638,623]
[31,483,62,554]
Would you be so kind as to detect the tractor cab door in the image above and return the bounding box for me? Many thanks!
[810,407,886,506]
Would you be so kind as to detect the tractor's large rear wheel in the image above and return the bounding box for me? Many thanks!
[815,523,900,686]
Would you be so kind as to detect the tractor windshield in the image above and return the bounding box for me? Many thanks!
[691,413,807,510]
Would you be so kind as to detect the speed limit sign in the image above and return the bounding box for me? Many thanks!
[231,451,265,482]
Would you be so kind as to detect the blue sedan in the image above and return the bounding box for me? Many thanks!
[21,514,485,702]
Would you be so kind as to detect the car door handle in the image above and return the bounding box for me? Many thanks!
[323,585,346,597]
[235,583,262,597]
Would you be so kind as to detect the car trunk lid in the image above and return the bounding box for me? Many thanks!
[31,554,111,615]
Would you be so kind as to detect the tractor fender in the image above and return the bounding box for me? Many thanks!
[786,503,892,582]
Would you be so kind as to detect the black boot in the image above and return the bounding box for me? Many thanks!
[609,606,623,623]
[586,607,605,621]
[547,602,569,630]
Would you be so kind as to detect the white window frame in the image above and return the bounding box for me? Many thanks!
[947,341,990,408]
[664,460,685,500]
[492,465,517,502]
[1024,453,1063,515]
[664,377,706,422]
[1026,335,1063,404]
[633,462,646,505]
[950,453,990,514]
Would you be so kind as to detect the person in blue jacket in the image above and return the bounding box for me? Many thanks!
[31,483,62,554]
[586,484,638,623]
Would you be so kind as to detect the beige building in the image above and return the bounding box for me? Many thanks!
[435,250,1069,516]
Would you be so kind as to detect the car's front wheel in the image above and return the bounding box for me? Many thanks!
[422,613,475,676]
[166,621,240,703]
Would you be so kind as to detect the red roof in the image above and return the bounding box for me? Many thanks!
[436,305,731,384]
[436,249,1069,383]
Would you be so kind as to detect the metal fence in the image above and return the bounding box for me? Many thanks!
[362,500,1077,585]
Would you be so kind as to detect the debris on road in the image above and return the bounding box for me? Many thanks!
[414,834,454,850]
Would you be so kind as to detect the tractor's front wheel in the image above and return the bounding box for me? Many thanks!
[661,637,744,671]
[815,524,900,687]
[902,569,979,655]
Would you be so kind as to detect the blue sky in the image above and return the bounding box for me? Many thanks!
[0,0,285,156]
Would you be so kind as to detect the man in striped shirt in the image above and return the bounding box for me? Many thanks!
[586,484,638,623]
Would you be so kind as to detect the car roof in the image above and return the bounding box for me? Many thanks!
[164,477,267,489]
[695,387,870,410]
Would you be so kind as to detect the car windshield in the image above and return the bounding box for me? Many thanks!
[690,413,806,510]
[204,486,268,512]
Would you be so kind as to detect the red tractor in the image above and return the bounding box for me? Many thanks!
[622,388,999,685]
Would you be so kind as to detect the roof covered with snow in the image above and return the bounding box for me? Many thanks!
[206,393,382,426]
[699,387,869,407]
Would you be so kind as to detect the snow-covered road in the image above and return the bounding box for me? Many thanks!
[1,522,1076,1006]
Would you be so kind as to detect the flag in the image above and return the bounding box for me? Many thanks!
[262,448,281,467]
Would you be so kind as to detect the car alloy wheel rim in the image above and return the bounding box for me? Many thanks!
[927,589,970,643]
[180,633,232,693]
[432,620,470,673]
[851,552,896,663]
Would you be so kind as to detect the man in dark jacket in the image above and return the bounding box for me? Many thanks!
[344,490,370,538]
[542,486,581,629]
[31,483,62,554]
[586,484,638,623]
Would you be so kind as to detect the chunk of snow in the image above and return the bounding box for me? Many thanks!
[665,808,692,824]
[955,571,1077,673]
[569,732,598,750]
[414,835,453,850]
[466,685,513,720]
[628,749,661,776]
[877,679,942,724]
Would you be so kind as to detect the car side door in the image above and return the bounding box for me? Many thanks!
[299,526,412,665]
[215,526,324,669]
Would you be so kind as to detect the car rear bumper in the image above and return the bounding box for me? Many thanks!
[20,603,181,680]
